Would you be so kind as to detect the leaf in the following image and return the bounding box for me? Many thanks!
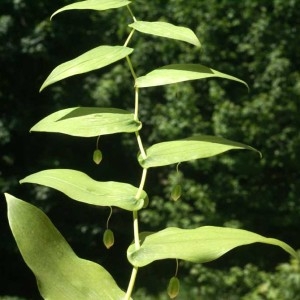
[135,64,248,89]
[20,169,146,211]
[51,0,131,19]
[129,21,200,47]
[127,226,299,267]
[40,46,133,91]
[138,134,261,169]
[5,194,128,299]
[30,107,141,137]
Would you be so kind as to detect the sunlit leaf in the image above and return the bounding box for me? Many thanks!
[138,134,260,169]
[30,107,141,137]
[129,21,200,47]
[40,46,133,91]
[5,194,128,299]
[20,169,146,211]
[51,0,131,19]
[135,64,248,89]
[127,226,299,267]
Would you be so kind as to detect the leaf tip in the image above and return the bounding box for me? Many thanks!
[19,177,26,185]
[194,40,201,48]
[49,12,56,21]
[4,193,17,208]
[50,8,61,20]
[39,79,51,92]
[39,84,45,93]
[4,193,12,202]
[246,82,250,93]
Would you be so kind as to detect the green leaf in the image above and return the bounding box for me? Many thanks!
[138,134,261,169]
[30,107,141,137]
[40,46,133,91]
[127,226,299,267]
[20,169,146,211]
[129,21,200,47]
[5,194,128,299]
[135,64,248,89]
[51,0,131,19]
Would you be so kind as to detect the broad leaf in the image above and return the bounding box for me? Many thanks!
[51,0,131,19]
[129,21,200,47]
[40,46,133,91]
[127,226,299,267]
[20,169,146,211]
[135,64,248,89]
[30,107,141,137]
[5,194,128,299]
[138,134,260,169]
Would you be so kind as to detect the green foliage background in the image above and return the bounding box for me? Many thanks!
[1,0,299,299]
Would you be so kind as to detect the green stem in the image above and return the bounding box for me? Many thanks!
[125,7,144,298]
[134,87,139,120]
[134,168,147,245]
[125,266,139,300]
[175,259,179,277]
[124,29,137,81]
[125,168,147,299]
[127,4,137,22]
[126,56,137,81]
[123,27,137,82]
[137,168,147,199]
[136,132,147,160]
[96,135,100,149]
[125,207,140,298]
[124,28,135,47]
[133,210,140,248]
[134,86,147,159]
[106,206,112,229]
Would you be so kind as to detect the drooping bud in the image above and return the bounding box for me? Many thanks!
[103,229,114,249]
[93,149,102,164]
[171,184,182,201]
[167,276,180,299]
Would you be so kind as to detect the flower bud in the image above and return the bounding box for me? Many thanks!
[171,184,181,201]
[103,229,114,249]
[93,149,102,164]
[167,276,180,299]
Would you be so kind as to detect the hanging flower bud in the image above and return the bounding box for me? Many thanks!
[103,229,114,249]
[171,184,182,201]
[167,276,180,299]
[93,149,102,164]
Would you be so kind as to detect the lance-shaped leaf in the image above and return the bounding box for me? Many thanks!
[138,135,260,169]
[135,64,248,89]
[129,21,200,47]
[5,194,128,299]
[20,169,146,211]
[40,45,133,91]
[30,107,141,137]
[51,0,131,19]
[127,226,299,267]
